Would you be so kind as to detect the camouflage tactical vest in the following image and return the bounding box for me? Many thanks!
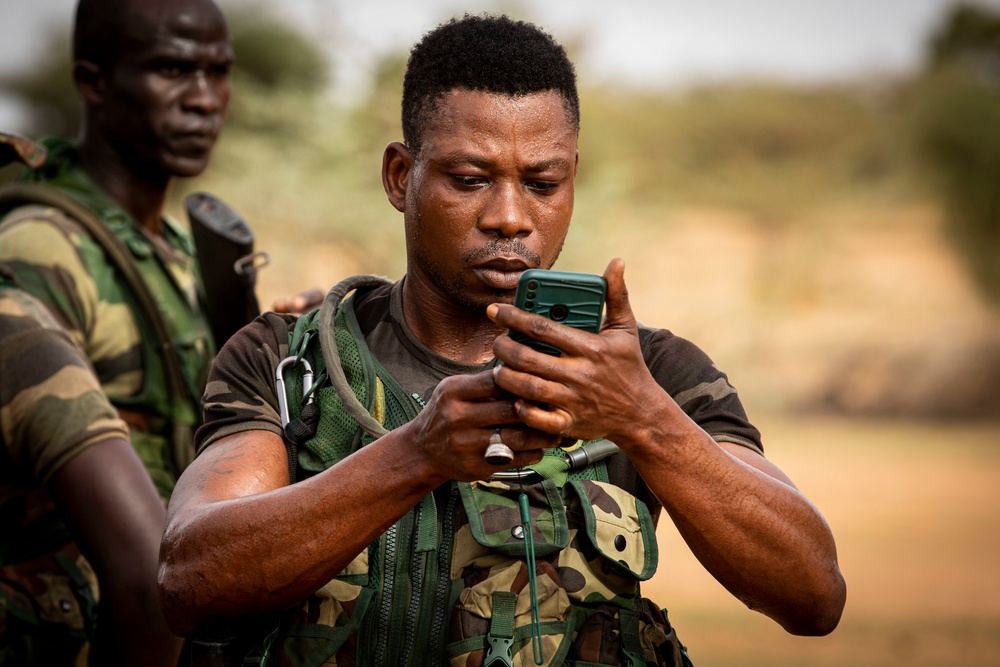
[258,277,693,667]
[0,138,214,496]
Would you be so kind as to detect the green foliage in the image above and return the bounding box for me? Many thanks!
[226,8,328,93]
[577,82,914,226]
[911,2,1000,303]
[927,2,1000,68]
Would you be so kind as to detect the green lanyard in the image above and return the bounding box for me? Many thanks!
[517,488,544,665]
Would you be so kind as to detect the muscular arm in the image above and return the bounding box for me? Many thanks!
[159,371,552,636]
[48,437,183,666]
[489,258,846,636]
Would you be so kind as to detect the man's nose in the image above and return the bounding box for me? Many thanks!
[478,181,534,238]
[182,70,228,114]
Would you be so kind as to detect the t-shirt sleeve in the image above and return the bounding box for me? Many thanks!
[1,289,129,484]
[0,206,100,343]
[639,326,763,455]
[195,312,298,454]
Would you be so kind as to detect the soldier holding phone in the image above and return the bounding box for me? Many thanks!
[160,14,846,666]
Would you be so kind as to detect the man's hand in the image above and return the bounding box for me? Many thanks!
[405,370,555,481]
[488,257,661,447]
[271,287,325,315]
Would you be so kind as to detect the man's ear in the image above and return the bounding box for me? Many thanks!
[382,141,412,213]
[73,60,104,105]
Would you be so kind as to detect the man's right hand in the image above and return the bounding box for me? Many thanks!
[406,370,554,482]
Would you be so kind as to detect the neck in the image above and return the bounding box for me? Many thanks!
[401,274,506,365]
[78,135,170,235]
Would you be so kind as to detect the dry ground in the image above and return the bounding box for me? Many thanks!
[644,416,1000,667]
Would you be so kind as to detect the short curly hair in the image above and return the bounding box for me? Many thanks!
[401,14,579,153]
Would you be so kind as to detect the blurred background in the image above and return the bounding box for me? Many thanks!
[2,0,998,664]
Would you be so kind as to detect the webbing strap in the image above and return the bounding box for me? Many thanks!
[618,608,646,667]
[415,494,439,553]
[484,591,517,667]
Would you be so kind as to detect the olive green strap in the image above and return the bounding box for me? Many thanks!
[484,591,517,667]
[619,607,646,667]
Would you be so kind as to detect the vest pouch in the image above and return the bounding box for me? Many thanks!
[278,545,374,667]
[0,546,97,665]
[457,478,569,558]
[564,599,693,667]
[445,559,575,667]
[558,480,657,607]
[446,478,575,666]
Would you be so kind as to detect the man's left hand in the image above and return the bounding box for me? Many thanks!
[488,257,663,446]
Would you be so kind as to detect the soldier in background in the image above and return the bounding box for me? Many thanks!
[0,0,234,500]
[0,266,182,665]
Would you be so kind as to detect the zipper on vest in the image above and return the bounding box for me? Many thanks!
[426,483,459,666]
[372,523,397,667]
[399,538,428,664]
[372,392,425,666]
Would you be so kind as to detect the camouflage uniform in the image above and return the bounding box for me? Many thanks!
[198,279,762,666]
[0,269,130,665]
[0,137,215,500]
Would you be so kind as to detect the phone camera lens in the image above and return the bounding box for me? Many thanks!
[527,281,539,290]
[550,304,569,321]
[526,291,536,300]
[524,301,534,310]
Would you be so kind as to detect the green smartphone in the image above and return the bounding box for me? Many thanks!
[511,269,607,356]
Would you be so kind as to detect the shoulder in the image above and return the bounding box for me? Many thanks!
[221,311,298,358]
[197,312,298,453]
[637,323,719,385]
[637,323,764,455]
[210,311,298,386]
[0,202,91,253]
[0,288,127,481]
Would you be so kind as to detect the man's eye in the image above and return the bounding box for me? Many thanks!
[527,180,559,192]
[208,63,233,79]
[159,64,184,78]
[453,175,486,187]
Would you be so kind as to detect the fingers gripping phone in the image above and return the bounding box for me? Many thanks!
[511,269,608,356]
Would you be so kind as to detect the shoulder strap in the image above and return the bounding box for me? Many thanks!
[0,182,193,472]
[278,274,393,482]
[316,274,394,439]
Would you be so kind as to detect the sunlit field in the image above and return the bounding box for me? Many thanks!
[646,416,1000,667]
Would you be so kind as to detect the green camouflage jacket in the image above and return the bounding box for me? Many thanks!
[0,270,128,665]
[0,137,215,498]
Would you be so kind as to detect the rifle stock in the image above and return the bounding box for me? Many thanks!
[186,192,268,348]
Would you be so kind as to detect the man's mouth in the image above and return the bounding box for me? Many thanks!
[171,131,217,153]
[473,257,532,290]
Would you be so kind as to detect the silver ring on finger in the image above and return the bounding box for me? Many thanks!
[484,428,514,466]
